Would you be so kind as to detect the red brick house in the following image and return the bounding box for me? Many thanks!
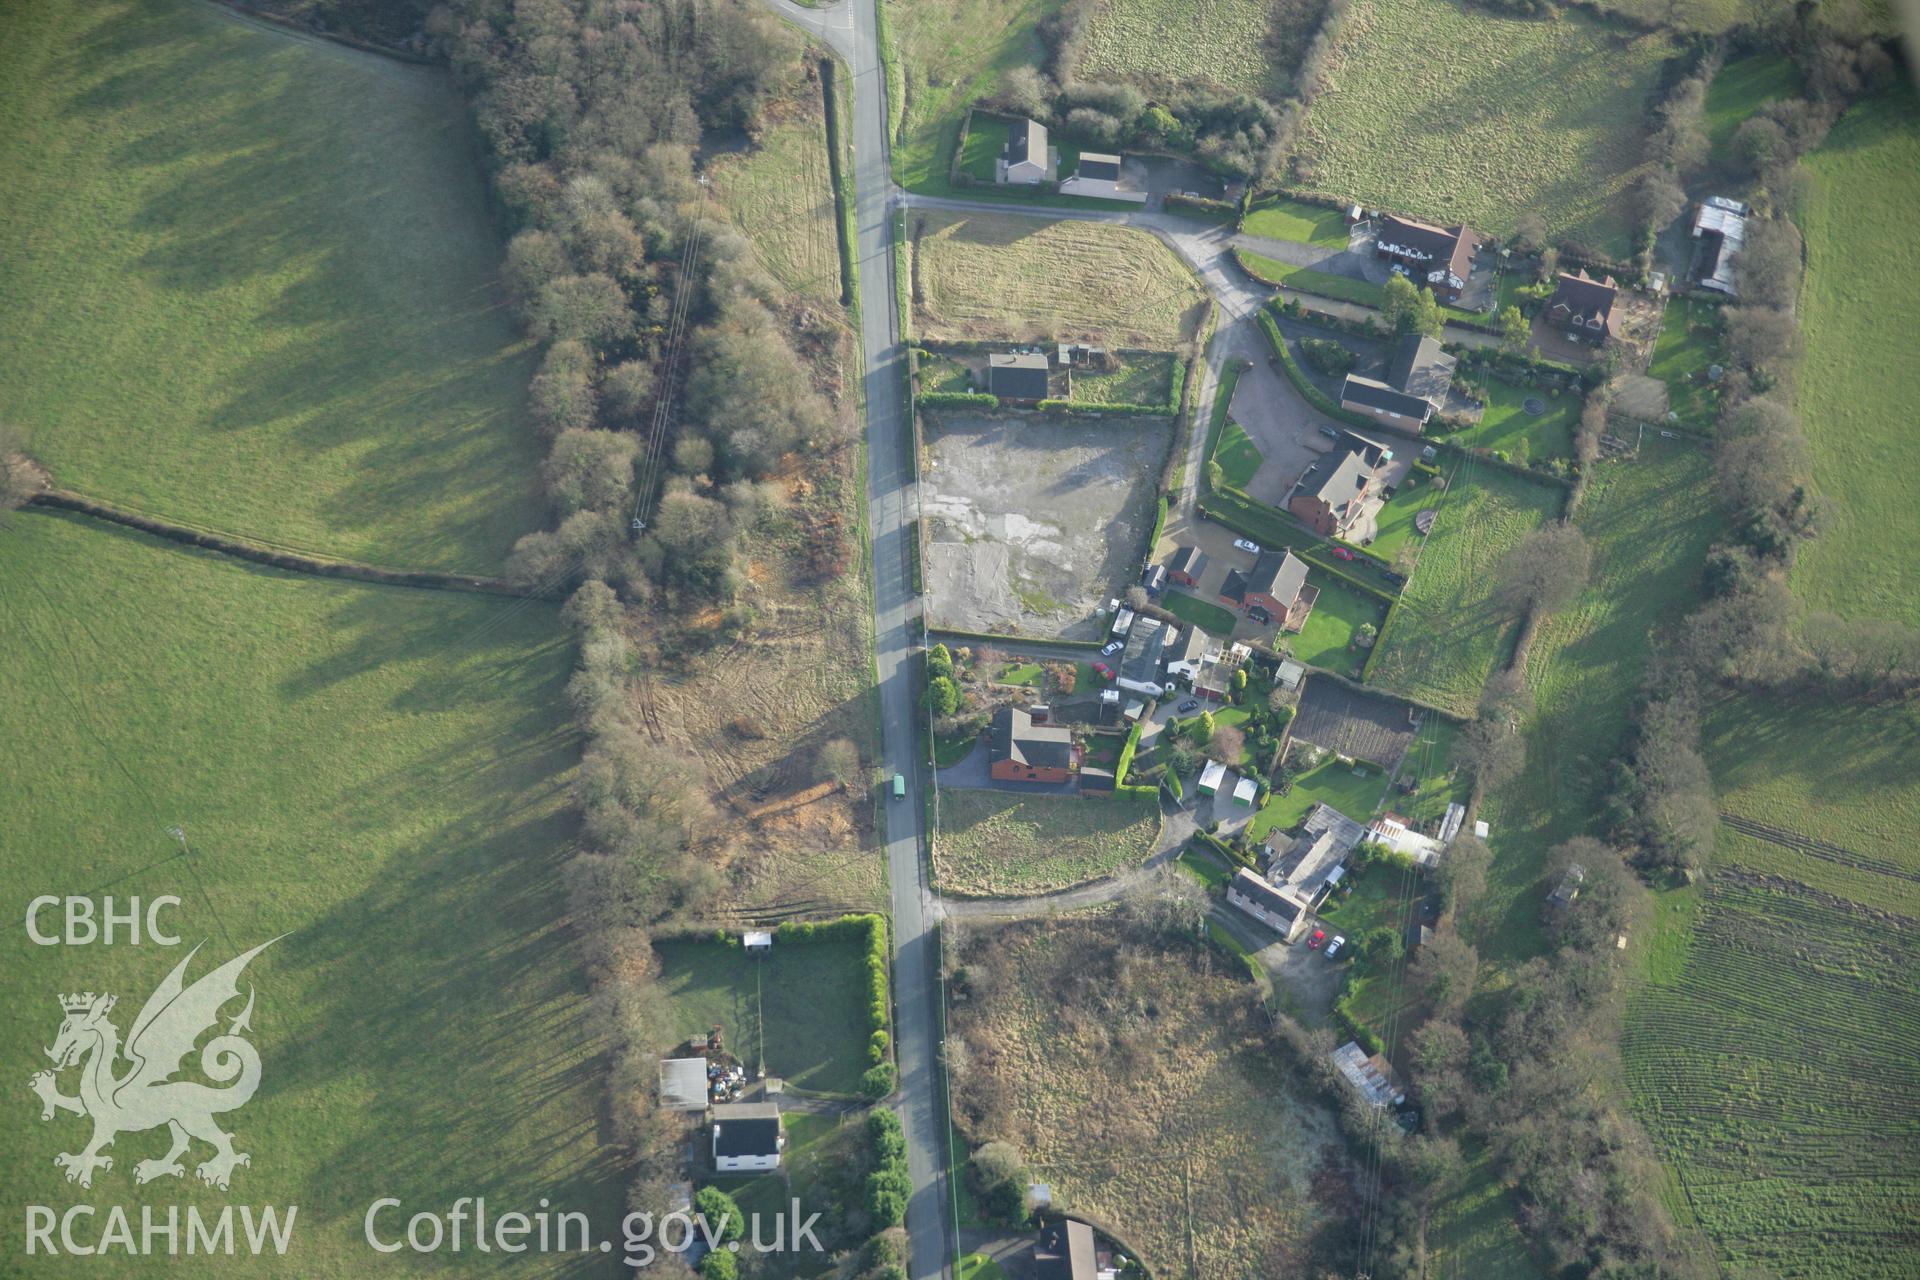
[1288,449,1376,537]
[1166,544,1208,589]
[988,706,1080,783]
[1374,214,1482,302]
[1546,270,1622,344]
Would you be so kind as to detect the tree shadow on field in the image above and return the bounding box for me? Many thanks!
[60,1,541,570]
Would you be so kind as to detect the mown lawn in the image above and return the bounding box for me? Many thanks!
[1297,0,1671,259]
[655,937,874,1094]
[1788,89,1920,626]
[1704,53,1800,157]
[1367,465,1562,717]
[934,790,1160,895]
[1396,716,1464,829]
[913,210,1208,348]
[1453,380,1579,464]
[1646,298,1726,431]
[1289,575,1387,676]
[1215,420,1265,488]
[0,0,544,572]
[1162,588,1238,636]
[0,513,617,1273]
[1367,471,1440,567]
[1243,196,1351,248]
[1249,756,1390,839]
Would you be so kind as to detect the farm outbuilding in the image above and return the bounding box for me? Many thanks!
[659,1058,709,1112]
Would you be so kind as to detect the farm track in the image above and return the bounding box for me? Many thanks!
[1718,813,1920,884]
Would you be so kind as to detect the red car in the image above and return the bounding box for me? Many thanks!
[1330,547,1355,562]
[1307,929,1327,949]
[1092,662,1115,680]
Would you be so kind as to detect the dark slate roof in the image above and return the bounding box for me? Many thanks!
[1230,869,1302,923]
[1245,549,1308,606]
[1119,619,1171,686]
[1218,568,1249,605]
[988,352,1051,399]
[712,1102,781,1157]
[1377,215,1479,283]
[1340,373,1433,421]
[1168,545,1208,577]
[1548,270,1619,329]
[1077,153,1122,182]
[1007,118,1047,167]
[1337,428,1392,468]
[989,706,1075,770]
[1386,335,1456,409]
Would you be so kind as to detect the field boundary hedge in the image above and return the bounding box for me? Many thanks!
[24,491,553,598]
[821,58,858,308]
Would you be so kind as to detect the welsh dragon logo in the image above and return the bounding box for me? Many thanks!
[30,939,279,1192]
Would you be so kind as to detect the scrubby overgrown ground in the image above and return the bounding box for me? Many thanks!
[946,918,1350,1275]
[934,791,1160,896]
[1296,0,1671,259]
[0,0,545,571]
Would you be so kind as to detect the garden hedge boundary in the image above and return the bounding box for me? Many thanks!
[917,391,999,409]
[820,58,858,309]
[929,628,1105,651]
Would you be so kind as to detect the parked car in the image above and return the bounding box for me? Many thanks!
[1247,605,1272,624]
[1177,699,1200,715]
[1319,426,1340,440]
[1307,929,1327,950]
[891,773,906,799]
[1101,640,1123,656]
[1330,547,1355,562]
[1092,662,1115,679]
[1233,538,1260,555]
[1324,935,1346,960]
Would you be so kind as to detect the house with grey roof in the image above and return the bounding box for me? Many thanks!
[988,351,1051,401]
[1288,449,1377,538]
[1000,118,1054,185]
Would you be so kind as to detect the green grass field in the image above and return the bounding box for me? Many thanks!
[1704,54,1800,157]
[1297,0,1672,259]
[1290,575,1388,676]
[913,210,1208,348]
[1215,420,1265,488]
[1162,588,1239,636]
[0,513,617,1273]
[1788,90,1920,626]
[1396,717,1464,828]
[1366,471,1440,567]
[1078,0,1297,97]
[1623,867,1920,1280]
[934,790,1160,896]
[0,0,545,572]
[1454,381,1578,464]
[1242,196,1351,248]
[1475,440,1716,967]
[654,938,873,1094]
[1367,465,1562,717]
[890,0,1051,193]
[1646,298,1726,432]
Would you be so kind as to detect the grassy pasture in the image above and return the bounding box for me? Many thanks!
[1788,90,1920,626]
[934,790,1160,896]
[912,210,1208,348]
[1474,440,1716,967]
[0,0,545,572]
[0,513,617,1274]
[1624,868,1920,1280]
[1079,0,1299,97]
[1366,465,1561,717]
[890,0,1051,192]
[654,938,873,1094]
[706,66,845,311]
[1297,0,1672,259]
[1704,54,1800,157]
